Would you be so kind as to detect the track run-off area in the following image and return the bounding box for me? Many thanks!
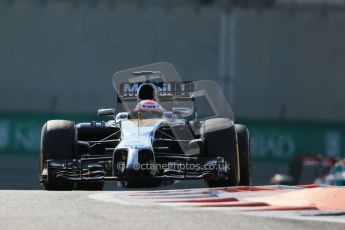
[0,185,344,230]
[90,184,345,223]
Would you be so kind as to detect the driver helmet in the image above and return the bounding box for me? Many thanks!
[134,100,165,113]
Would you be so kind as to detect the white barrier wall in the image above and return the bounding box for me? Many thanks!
[0,1,220,113]
[234,9,345,121]
[1,1,345,121]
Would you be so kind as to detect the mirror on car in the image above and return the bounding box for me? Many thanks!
[76,141,90,154]
[98,108,115,116]
[172,107,191,115]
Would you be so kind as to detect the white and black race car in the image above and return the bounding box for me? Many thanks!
[39,63,251,190]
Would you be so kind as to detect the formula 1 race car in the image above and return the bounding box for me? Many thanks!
[39,62,251,190]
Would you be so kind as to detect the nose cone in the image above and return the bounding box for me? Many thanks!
[122,147,156,176]
[125,147,140,172]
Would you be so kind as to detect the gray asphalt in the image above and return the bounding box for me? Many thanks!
[0,190,344,230]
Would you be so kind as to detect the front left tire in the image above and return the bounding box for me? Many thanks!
[202,118,240,187]
[40,120,77,191]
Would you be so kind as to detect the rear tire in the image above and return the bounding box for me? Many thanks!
[235,124,251,186]
[75,182,104,191]
[122,179,162,188]
[203,118,239,187]
[40,120,77,191]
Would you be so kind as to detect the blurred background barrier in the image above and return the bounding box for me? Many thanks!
[241,119,345,161]
[0,113,98,155]
[1,0,345,121]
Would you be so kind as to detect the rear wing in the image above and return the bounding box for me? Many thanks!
[112,63,234,120]
[116,81,195,102]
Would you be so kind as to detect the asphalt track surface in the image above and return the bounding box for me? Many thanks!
[1,155,344,229]
[0,190,344,230]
